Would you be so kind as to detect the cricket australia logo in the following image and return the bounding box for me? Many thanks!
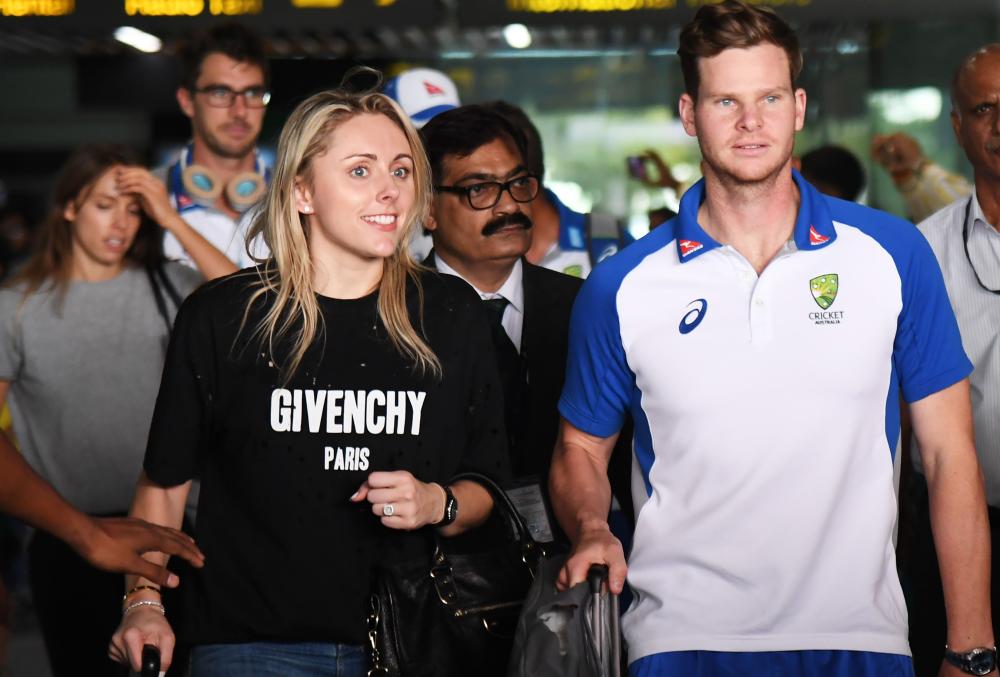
[808,274,844,325]
[810,274,838,309]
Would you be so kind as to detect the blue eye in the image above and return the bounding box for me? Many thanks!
[392,167,410,179]
[765,95,778,104]
[351,166,369,178]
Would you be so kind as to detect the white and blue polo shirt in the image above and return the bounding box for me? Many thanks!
[559,171,971,663]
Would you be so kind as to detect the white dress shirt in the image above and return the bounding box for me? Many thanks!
[434,256,525,352]
[917,190,1000,506]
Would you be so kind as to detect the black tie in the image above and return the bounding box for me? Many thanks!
[482,297,515,348]
[481,297,527,460]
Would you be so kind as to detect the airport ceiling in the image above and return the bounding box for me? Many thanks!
[0,0,996,58]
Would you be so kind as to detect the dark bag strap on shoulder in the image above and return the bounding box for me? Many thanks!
[146,264,183,334]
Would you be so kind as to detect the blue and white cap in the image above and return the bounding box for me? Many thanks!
[383,68,460,128]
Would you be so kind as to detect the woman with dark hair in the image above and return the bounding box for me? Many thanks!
[109,88,509,677]
[0,145,203,676]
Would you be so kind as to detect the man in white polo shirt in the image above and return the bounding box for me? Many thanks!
[550,2,994,676]
[907,43,1000,676]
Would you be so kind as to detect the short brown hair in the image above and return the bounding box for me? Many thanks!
[678,0,802,99]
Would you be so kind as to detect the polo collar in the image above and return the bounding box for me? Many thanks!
[674,169,837,263]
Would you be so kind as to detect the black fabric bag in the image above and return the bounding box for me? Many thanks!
[367,473,561,677]
[507,556,623,677]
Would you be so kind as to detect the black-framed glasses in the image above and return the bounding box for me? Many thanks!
[192,85,271,109]
[435,175,540,210]
[962,197,1000,295]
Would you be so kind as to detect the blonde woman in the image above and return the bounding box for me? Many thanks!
[109,89,508,676]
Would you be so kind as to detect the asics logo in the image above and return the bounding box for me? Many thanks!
[679,299,708,335]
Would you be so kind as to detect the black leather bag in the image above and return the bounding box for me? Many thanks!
[367,473,559,677]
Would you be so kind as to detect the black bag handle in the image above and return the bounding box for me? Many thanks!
[426,473,544,608]
[448,472,535,547]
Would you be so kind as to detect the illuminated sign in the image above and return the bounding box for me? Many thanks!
[0,0,434,28]
[507,0,673,9]
[291,0,398,6]
[505,0,810,10]
[123,0,262,16]
[685,0,811,6]
[0,0,73,15]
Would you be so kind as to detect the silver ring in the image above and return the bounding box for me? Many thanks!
[382,504,395,517]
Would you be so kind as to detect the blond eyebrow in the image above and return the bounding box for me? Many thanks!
[341,153,414,162]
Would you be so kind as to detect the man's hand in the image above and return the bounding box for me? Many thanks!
[871,132,927,185]
[556,521,627,594]
[71,516,204,588]
[637,149,682,191]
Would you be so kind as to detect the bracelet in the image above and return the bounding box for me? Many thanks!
[122,584,161,603]
[122,599,166,617]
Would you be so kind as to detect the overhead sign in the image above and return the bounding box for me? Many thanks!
[0,0,74,15]
[464,0,996,24]
[0,0,438,27]
[124,0,262,16]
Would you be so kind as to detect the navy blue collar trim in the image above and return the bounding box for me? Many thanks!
[673,169,836,263]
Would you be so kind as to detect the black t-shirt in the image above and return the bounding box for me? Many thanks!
[144,268,510,646]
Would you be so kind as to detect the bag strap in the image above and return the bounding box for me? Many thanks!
[449,472,535,547]
[146,265,183,334]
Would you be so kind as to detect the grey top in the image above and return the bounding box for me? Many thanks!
[0,263,201,514]
[917,191,1000,507]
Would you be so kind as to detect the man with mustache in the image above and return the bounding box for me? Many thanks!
[154,23,270,277]
[552,2,993,676]
[906,43,1000,676]
[420,105,582,518]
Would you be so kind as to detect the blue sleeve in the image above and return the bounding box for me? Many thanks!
[558,267,634,437]
[893,229,973,402]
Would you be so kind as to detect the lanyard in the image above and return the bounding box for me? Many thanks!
[961,197,1000,295]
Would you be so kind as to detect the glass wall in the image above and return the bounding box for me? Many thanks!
[426,15,999,235]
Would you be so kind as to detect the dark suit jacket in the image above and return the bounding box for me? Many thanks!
[423,252,634,525]
[423,252,580,481]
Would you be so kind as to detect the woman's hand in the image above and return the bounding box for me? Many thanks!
[351,470,446,530]
[115,167,182,231]
[109,605,176,673]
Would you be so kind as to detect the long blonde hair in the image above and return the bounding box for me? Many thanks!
[243,89,440,382]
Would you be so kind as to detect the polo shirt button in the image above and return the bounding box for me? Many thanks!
[755,298,765,307]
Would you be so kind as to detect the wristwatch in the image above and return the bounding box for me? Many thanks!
[436,485,458,527]
[944,646,998,675]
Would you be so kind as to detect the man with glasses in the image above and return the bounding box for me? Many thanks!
[155,22,270,275]
[906,43,1000,676]
[420,105,582,531]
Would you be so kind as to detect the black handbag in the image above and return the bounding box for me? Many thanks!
[367,472,560,677]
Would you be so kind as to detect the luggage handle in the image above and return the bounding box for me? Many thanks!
[586,563,621,677]
[140,644,160,677]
